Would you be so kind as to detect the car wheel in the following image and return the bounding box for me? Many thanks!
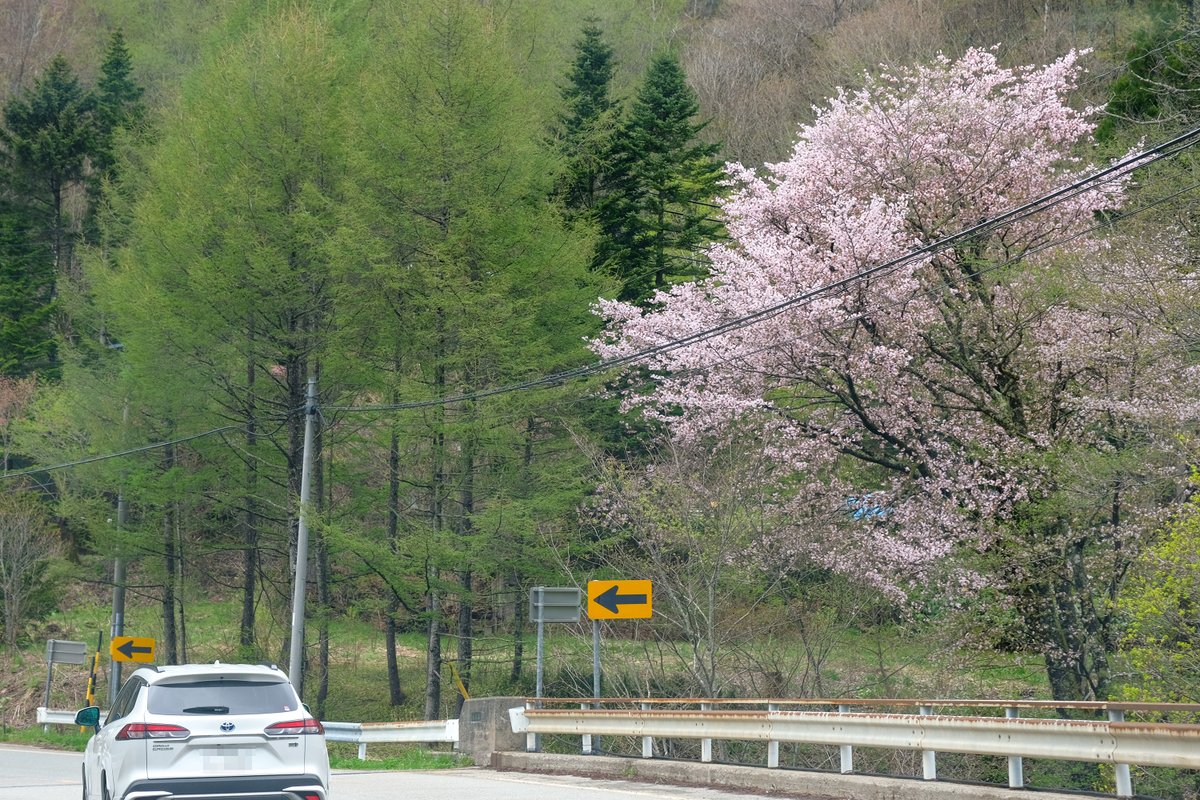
[80,765,86,800]
[101,775,111,800]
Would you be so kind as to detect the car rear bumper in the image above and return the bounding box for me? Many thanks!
[122,773,327,800]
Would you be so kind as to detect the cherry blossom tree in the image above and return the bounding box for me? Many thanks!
[594,48,1197,700]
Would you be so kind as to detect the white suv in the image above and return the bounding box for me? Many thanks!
[74,662,330,800]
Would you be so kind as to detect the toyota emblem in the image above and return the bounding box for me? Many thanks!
[220,722,235,732]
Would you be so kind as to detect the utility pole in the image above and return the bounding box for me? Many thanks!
[288,376,318,692]
[109,401,129,703]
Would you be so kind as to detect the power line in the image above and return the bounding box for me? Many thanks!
[0,417,292,481]
[330,122,1200,413]
[662,177,1200,386]
[7,125,1199,475]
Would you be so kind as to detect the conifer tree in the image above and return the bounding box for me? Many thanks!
[0,201,53,377]
[336,0,605,717]
[553,20,619,213]
[1,55,95,281]
[595,53,723,305]
[92,29,145,188]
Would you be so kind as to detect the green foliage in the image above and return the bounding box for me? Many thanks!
[1,55,95,203]
[1097,6,1200,142]
[553,21,621,214]
[0,201,55,377]
[91,29,145,183]
[331,0,609,626]
[1119,483,1200,703]
[594,52,724,305]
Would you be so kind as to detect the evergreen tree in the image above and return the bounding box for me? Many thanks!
[1,55,95,281]
[0,201,54,377]
[92,29,145,189]
[553,20,619,213]
[595,53,724,305]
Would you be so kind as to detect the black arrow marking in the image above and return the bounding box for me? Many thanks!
[594,585,648,614]
[117,640,152,659]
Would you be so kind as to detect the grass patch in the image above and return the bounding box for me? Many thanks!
[0,725,91,751]
[327,742,470,770]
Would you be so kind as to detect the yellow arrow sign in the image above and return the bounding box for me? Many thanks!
[110,636,156,663]
[587,580,652,620]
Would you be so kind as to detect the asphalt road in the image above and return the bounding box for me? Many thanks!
[0,744,762,800]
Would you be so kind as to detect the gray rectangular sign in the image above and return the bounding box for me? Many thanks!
[529,586,581,623]
[46,639,88,665]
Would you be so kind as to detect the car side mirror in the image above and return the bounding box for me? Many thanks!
[75,706,101,730]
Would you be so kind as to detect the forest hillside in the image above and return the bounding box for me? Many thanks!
[2,8,1200,790]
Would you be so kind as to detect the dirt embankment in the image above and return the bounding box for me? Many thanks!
[1,637,99,728]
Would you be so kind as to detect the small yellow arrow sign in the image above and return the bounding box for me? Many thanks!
[110,636,156,663]
[587,580,653,620]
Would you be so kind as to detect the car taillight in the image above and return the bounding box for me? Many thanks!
[116,723,190,740]
[264,718,324,736]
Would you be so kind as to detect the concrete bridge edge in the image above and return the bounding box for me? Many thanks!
[490,752,1091,800]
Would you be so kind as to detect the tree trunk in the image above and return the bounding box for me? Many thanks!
[386,418,406,706]
[1030,538,1112,702]
[455,445,474,718]
[162,512,177,664]
[240,340,258,656]
[423,350,446,721]
[424,567,442,720]
[509,572,524,686]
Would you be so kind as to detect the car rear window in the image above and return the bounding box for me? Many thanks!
[147,679,300,715]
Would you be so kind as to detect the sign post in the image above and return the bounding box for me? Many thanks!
[528,587,581,752]
[44,640,88,731]
[586,580,653,756]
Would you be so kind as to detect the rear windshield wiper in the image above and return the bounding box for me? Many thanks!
[181,705,230,714]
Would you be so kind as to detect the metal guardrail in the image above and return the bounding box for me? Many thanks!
[512,698,1200,798]
[38,707,99,726]
[39,708,459,761]
[323,719,459,760]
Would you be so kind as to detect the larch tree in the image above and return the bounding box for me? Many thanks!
[334,0,604,717]
[594,49,1196,700]
[594,52,725,305]
[90,7,348,683]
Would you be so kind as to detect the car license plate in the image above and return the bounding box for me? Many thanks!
[202,747,253,771]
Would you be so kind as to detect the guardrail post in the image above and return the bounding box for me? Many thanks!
[525,700,538,753]
[1108,709,1132,797]
[357,741,366,760]
[641,702,654,758]
[920,705,937,780]
[1005,707,1024,788]
[701,702,713,763]
[767,703,779,768]
[839,704,854,773]
[581,703,593,755]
